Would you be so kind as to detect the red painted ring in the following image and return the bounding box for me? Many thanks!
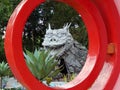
[92,0,120,89]
[4,0,107,90]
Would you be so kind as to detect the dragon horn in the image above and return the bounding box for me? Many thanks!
[48,23,51,30]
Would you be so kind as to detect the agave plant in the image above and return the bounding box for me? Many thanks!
[0,61,11,89]
[24,49,61,83]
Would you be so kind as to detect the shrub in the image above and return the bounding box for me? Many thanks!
[24,49,61,83]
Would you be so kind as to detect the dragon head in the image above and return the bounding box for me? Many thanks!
[42,23,73,48]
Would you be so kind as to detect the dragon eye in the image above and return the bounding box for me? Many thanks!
[62,33,66,35]
[46,33,53,37]
[57,33,62,37]
[57,33,66,37]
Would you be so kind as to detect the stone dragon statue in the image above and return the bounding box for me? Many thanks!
[42,24,87,75]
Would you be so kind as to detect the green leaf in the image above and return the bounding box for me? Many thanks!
[46,61,58,75]
[0,61,11,77]
[38,50,46,68]
[24,49,61,81]
[49,69,61,77]
[34,48,40,59]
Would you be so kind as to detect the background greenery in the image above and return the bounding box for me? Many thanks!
[23,1,88,52]
[0,0,88,62]
[0,0,20,62]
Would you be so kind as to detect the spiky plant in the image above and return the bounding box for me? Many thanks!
[24,49,61,83]
[0,61,11,89]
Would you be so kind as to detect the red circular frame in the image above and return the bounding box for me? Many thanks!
[5,0,120,90]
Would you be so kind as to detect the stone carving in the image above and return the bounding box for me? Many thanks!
[42,24,87,74]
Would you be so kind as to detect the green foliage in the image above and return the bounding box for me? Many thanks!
[0,61,11,77]
[0,0,20,28]
[48,1,81,28]
[0,0,12,28]
[0,61,11,89]
[70,26,88,47]
[0,35,5,62]
[24,49,61,81]
[0,0,21,62]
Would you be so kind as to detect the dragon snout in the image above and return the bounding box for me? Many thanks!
[50,38,57,42]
